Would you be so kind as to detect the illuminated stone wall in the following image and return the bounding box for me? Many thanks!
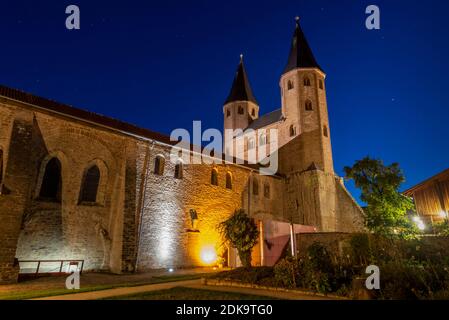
[0,98,129,282]
[135,143,283,270]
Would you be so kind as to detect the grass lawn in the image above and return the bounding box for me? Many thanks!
[104,286,278,300]
[0,273,209,300]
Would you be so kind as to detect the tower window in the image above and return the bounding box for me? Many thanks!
[289,125,297,137]
[251,109,255,117]
[226,172,232,190]
[79,165,100,203]
[287,80,294,90]
[264,183,271,199]
[238,106,244,115]
[259,134,267,146]
[253,178,259,196]
[154,155,165,175]
[323,125,329,137]
[211,168,218,186]
[226,109,231,117]
[319,79,324,90]
[174,161,183,179]
[304,77,311,87]
[305,100,313,111]
[248,138,255,150]
[39,157,62,202]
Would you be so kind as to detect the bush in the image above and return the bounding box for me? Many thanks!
[274,256,298,288]
[377,259,449,300]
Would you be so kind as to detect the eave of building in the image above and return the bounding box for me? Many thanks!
[403,168,449,196]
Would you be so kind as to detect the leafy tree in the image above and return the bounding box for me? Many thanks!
[218,209,259,268]
[344,157,416,238]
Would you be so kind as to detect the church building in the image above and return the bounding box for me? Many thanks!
[0,20,363,283]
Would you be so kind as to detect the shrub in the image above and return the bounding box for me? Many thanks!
[274,256,298,288]
[432,221,449,236]
[218,209,259,268]
[306,242,334,274]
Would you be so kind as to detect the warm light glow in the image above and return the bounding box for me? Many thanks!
[413,216,426,231]
[439,211,448,219]
[200,246,217,264]
[168,268,174,273]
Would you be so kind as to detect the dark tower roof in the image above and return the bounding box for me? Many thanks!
[283,18,323,73]
[224,55,258,105]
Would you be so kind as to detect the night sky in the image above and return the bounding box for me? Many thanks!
[1,0,448,204]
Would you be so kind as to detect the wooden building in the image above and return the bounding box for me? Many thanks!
[404,169,449,224]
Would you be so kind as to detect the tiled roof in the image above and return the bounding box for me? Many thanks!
[246,109,283,130]
[0,84,281,175]
[0,84,175,145]
[224,57,258,105]
[283,20,323,73]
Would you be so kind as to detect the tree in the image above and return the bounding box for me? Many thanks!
[218,209,259,268]
[344,157,416,238]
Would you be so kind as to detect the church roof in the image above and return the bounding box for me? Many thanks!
[283,19,323,73]
[224,57,258,105]
[0,84,283,176]
[0,84,174,145]
[246,108,283,130]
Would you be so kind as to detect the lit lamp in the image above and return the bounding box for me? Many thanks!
[200,246,217,265]
[413,216,426,231]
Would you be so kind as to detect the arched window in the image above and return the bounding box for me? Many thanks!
[248,138,255,150]
[323,125,329,137]
[304,77,311,87]
[238,106,244,115]
[154,156,165,175]
[253,178,259,196]
[319,79,324,90]
[174,161,183,179]
[259,134,266,146]
[79,165,100,203]
[305,100,313,111]
[211,168,218,186]
[39,157,62,202]
[226,109,231,117]
[226,172,232,190]
[287,80,294,90]
[289,125,296,137]
[251,109,256,117]
[264,183,271,199]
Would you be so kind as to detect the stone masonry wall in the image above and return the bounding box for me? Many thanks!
[135,143,282,270]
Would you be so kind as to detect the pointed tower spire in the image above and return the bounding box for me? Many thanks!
[224,55,258,105]
[283,17,323,73]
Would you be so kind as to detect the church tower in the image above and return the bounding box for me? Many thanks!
[223,55,259,155]
[279,18,334,173]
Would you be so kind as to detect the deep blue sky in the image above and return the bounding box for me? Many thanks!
[1,0,448,203]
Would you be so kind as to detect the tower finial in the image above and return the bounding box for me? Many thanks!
[240,53,243,62]
[295,16,300,26]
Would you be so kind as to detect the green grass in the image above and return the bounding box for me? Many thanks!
[0,273,209,300]
[104,286,278,300]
